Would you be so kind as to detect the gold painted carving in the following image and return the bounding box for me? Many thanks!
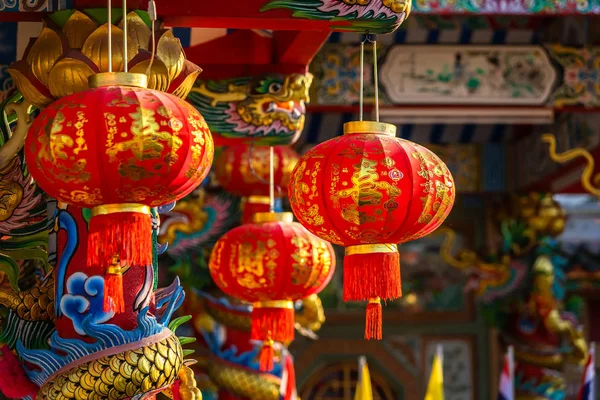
[542,133,600,199]
[38,333,184,400]
[0,159,24,222]
[0,100,33,170]
[9,11,201,107]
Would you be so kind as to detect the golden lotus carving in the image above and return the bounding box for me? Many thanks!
[8,10,202,108]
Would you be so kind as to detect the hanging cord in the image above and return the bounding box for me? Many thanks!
[360,34,380,122]
[373,37,379,122]
[146,0,157,76]
[247,140,282,203]
[108,0,112,72]
[359,40,364,121]
[269,146,275,212]
[122,0,128,72]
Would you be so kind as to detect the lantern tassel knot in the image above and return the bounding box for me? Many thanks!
[251,303,295,372]
[104,255,125,314]
[259,339,275,372]
[365,297,382,340]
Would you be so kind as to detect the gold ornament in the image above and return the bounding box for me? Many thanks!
[542,133,600,199]
[0,277,54,321]
[8,10,202,108]
[37,332,183,400]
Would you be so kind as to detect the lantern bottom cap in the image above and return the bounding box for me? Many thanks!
[253,300,294,309]
[89,72,148,89]
[345,244,398,256]
[91,203,151,217]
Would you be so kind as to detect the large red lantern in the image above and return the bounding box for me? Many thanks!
[288,121,455,339]
[25,72,214,311]
[208,212,335,371]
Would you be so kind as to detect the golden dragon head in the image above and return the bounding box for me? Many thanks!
[189,73,313,146]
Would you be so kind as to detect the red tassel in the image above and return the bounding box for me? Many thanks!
[104,256,125,313]
[0,345,38,398]
[251,306,295,344]
[343,247,401,302]
[258,339,275,372]
[171,380,182,400]
[87,205,152,269]
[365,298,382,340]
[251,303,294,372]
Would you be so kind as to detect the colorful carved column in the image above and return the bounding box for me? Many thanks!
[442,194,588,400]
[0,9,205,399]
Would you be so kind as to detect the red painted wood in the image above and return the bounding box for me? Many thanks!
[67,0,351,30]
[274,30,329,66]
[587,300,600,342]
[186,29,326,80]
[161,16,346,30]
[74,0,144,8]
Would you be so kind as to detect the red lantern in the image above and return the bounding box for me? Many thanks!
[288,121,455,339]
[25,72,214,311]
[214,144,300,223]
[208,212,335,371]
[214,145,299,197]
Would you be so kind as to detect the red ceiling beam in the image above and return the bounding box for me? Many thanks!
[185,29,329,80]
[71,0,350,30]
[274,30,329,66]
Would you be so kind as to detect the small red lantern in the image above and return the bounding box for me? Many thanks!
[288,121,454,339]
[214,144,299,223]
[208,212,335,371]
[25,72,214,312]
[214,144,299,197]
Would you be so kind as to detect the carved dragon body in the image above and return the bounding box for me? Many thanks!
[193,292,322,400]
[261,0,410,34]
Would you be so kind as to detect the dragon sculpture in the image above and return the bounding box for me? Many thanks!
[441,193,588,399]
[542,133,600,199]
[187,73,313,146]
[260,0,411,34]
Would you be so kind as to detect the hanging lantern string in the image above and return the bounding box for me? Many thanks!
[358,34,380,122]
[146,0,158,76]
[269,146,275,212]
[122,0,128,72]
[247,140,282,202]
[373,37,379,122]
[107,0,112,72]
[359,39,364,121]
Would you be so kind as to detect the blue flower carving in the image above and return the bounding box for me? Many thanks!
[59,272,114,335]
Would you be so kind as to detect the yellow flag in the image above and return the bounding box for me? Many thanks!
[425,345,444,400]
[354,356,373,400]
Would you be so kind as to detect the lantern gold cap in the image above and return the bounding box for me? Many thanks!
[253,212,294,224]
[89,72,148,89]
[245,196,271,205]
[343,121,397,137]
